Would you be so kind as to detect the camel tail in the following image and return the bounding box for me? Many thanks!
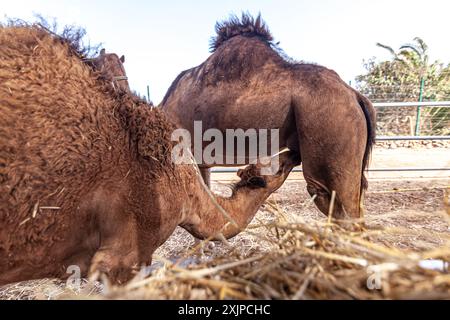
[355,92,377,191]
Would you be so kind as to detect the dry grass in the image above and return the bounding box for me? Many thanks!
[1,180,449,300]
[0,278,103,300]
[91,222,448,299]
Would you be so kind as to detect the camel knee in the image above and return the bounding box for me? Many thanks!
[89,249,139,284]
[306,184,347,219]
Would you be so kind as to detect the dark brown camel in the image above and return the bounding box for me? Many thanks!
[161,14,376,219]
[0,24,296,285]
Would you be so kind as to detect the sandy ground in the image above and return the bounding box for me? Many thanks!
[155,178,449,262]
[156,147,449,259]
[0,147,448,299]
[1,177,447,300]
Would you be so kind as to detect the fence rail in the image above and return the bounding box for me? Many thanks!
[373,101,450,108]
[373,101,450,137]
[376,135,450,141]
[212,167,450,173]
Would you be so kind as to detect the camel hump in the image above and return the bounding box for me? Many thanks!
[210,13,273,52]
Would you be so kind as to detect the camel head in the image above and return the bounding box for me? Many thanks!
[235,151,300,192]
[92,48,130,92]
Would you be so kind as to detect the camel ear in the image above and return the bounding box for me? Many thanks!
[100,48,106,55]
[120,55,125,63]
[237,168,244,178]
[247,176,266,188]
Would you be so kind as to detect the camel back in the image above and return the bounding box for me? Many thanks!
[0,24,175,226]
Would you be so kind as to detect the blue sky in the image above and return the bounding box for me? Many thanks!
[2,0,450,104]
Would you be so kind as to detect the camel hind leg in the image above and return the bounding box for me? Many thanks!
[294,95,367,219]
[302,166,362,219]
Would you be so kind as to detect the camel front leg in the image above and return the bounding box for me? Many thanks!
[84,189,145,284]
[89,246,140,284]
[88,213,143,284]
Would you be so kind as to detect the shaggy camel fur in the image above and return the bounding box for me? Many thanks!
[0,24,296,285]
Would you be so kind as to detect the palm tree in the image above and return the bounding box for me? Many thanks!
[377,37,429,76]
[377,38,429,134]
[357,37,450,135]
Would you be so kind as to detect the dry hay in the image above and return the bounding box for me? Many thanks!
[85,191,450,300]
[1,182,449,300]
[0,278,103,300]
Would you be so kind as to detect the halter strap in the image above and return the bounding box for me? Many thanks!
[111,76,129,91]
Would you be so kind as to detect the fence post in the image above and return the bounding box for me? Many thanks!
[414,77,425,135]
[147,85,150,103]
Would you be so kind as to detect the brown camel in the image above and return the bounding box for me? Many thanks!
[0,24,296,285]
[161,14,376,219]
[89,48,130,92]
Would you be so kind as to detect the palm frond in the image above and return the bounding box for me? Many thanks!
[399,45,422,58]
[414,37,428,53]
[376,42,397,58]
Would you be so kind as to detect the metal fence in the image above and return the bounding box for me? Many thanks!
[375,101,450,141]
[375,101,450,137]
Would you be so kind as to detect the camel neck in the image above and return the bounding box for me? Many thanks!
[180,178,270,240]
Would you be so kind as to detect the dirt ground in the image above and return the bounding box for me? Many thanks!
[2,177,447,300]
[155,178,449,261]
[157,146,450,258]
[0,147,449,299]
